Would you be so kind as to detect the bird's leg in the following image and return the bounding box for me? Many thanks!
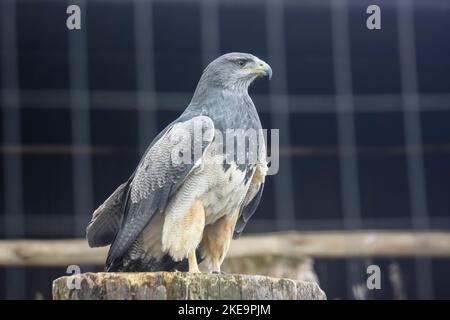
[162,200,205,272]
[188,249,201,273]
[200,208,240,274]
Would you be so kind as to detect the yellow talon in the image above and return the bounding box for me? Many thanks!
[188,250,200,273]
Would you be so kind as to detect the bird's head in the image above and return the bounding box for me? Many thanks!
[200,52,272,91]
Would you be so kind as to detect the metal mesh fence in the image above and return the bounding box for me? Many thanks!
[1,0,450,299]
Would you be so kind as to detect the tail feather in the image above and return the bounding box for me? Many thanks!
[86,182,127,247]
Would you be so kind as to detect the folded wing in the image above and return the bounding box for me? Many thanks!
[105,116,215,270]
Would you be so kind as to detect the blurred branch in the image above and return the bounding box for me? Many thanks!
[0,239,104,267]
[229,231,450,258]
[2,143,450,157]
[1,231,450,267]
[0,145,126,156]
[283,144,450,157]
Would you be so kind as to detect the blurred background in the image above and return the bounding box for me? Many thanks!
[1,0,450,299]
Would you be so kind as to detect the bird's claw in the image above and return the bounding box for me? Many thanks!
[211,271,227,275]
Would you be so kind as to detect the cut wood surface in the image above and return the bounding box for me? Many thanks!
[2,231,450,266]
[52,272,326,300]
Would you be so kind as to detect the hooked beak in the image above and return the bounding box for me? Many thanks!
[252,59,272,80]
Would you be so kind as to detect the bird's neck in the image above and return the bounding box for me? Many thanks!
[190,74,252,103]
[188,84,260,131]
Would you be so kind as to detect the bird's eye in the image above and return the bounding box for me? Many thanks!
[237,59,247,67]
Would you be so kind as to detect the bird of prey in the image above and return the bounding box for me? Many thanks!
[86,53,271,273]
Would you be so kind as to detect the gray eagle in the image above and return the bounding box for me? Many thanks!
[86,53,271,273]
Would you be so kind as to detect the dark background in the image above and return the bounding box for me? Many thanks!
[1,0,450,299]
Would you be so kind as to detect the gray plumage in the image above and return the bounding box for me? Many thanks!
[106,117,214,270]
[87,53,271,272]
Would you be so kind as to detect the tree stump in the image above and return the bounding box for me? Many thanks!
[52,272,326,300]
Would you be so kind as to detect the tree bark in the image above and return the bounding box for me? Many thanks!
[52,272,326,300]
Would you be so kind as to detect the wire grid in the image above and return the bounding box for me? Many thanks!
[1,0,448,299]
